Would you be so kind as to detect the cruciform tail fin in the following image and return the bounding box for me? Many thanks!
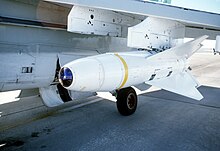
[148,35,208,61]
[146,70,203,100]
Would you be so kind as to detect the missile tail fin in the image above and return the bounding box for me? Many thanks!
[145,70,203,100]
[148,35,208,60]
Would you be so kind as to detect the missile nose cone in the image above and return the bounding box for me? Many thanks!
[59,67,73,87]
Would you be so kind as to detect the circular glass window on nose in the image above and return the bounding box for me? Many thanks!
[59,67,73,87]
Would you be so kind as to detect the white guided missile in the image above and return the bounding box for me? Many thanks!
[59,36,208,102]
[59,52,184,91]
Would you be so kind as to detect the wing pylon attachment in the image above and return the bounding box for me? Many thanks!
[127,17,185,50]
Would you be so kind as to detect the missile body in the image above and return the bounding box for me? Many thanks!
[58,36,207,115]
[59,35,207,105]
[59,51,185,92]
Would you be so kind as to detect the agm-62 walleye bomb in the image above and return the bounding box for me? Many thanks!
[59,36,207,116]
[2,0,217,116]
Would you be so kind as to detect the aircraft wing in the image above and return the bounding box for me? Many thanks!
[44,0,220,52]
[45,0,220,37]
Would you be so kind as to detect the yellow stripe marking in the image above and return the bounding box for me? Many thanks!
[114,53,128,89]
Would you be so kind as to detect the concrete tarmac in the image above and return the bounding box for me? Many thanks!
[0,52,220,151]
[1,87,220,151]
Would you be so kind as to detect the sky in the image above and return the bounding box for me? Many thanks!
[171,0,220,14]
[147,0,220,14]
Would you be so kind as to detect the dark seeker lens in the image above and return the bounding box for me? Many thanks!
[59,67,73,87]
